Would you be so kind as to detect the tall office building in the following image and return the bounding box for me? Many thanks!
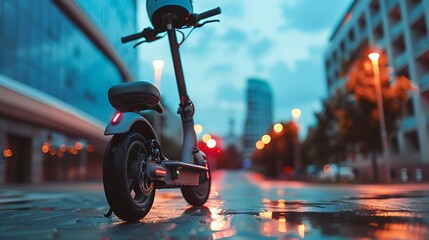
[325,0,429,180]
[242,78,273,165]
[0,0,137,183]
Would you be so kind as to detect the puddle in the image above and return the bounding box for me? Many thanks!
[347,192,427,200]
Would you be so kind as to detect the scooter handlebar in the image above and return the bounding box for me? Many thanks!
[195,7,222,22]
[121,7,221,44]
[121,32,144,43]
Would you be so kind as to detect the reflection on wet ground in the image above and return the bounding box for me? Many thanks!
[1,171,429,239]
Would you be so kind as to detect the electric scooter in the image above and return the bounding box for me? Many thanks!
[102,0,221,222]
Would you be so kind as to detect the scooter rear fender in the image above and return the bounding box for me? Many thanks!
[104,112,158,141]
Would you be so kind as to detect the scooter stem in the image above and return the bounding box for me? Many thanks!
[166,20,198,164]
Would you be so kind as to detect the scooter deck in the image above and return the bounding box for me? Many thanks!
[159,161,207,187]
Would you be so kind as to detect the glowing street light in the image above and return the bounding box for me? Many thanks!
[194,124,203,134]
[256,140,265,150]
[202,134,212,143]
[207,139,217,149]
[291,108,301,176]
[152,59,164,91]
[152,59,164,143]
[261,134,271,144]
[273,123,283,133]
[291,108,302,120]
[369,51,389,182]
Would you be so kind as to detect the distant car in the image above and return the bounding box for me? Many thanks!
[317,164,355,182]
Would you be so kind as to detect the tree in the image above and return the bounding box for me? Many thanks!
[301,90,357,181]
[251,121,298,179]
[343,49,415,181]
[217,145,243,169]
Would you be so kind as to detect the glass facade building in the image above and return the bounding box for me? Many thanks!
[242,78,273,165]
[0,0,137,183]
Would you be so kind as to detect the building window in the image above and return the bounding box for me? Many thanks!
[388,5,401,26]
[358,14,366,31]
[349,28,355,43]
[421,90,429,111]
[405,98,415,117]
[415,51,429,77]
[370,0,380,15]
[396,66,410,79]
[404,130,420,152]
[392,35,406,56]
[410,16,428,47]
[374,23,384,40]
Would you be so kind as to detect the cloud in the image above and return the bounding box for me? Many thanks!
[248,38,274,59]
[222,28,247,43]
[280,0,353,32]
[268,48,327,120]
[219,1,245,19]
[215,83,244,104]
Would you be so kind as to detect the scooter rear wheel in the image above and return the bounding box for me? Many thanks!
[103,132,155,222]
[181,161,211,206]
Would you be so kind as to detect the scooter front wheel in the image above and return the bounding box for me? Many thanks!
[181,161,211,206]
[103,132,155,222]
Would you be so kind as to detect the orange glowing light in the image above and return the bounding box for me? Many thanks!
[256,140,265,150]
[273,123,283,133]
[59,144,67,152]
[194,124,203,134]
[278,216,287,233]
[57,151,64,157]
[259,212,273,219]
[3,149,12,157]
[277,199,286,208]
[70,148,78,155]
[75,142,83,150]
[261,134,271,144]
[86,144,94,152]
[202,134,212,143]
[291,108,302,119]
[368,52,380,61]
[49,147,56,156]
[42,144,50,153]
[298,223,306,238]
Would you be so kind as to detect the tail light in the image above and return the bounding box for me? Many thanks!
[111,112,122,125]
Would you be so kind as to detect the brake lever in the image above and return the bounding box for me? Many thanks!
[194,19,220,28]
[133,35,164,48]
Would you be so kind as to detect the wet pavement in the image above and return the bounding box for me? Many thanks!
[1,170,429,239]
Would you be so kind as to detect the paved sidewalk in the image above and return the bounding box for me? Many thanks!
[0,183,117,239]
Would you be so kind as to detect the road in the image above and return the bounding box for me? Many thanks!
[1,170,429,239]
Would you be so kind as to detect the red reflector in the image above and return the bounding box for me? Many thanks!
[155,169,166,176]
[111,112,122,124]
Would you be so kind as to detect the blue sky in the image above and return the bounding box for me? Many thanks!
[137,0,353,138]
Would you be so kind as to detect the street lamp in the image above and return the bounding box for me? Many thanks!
[153,60,164,143]
[194,124,203,135]
[368,52,390,182]
[291,109,301,176]
[153,59,164,90]
[291,108,301,120]
[272,123,284,178]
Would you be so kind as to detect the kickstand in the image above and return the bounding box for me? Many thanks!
[104,208,113,218]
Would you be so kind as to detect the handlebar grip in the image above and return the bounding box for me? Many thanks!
[121,32,143,44]
[196,7,222,22]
